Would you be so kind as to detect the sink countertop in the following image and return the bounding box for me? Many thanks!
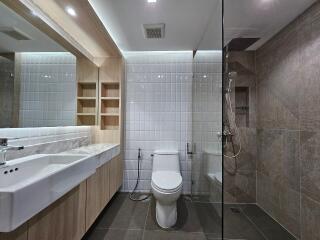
[61,143,121,167]
[0,143,121,232]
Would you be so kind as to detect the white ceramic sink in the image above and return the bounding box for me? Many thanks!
[0,154,96,232]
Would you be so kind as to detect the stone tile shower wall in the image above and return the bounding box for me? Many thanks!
[19,52,76,127]
[192,51,222,197]
[123,52,193,194]
[256,2,320,239]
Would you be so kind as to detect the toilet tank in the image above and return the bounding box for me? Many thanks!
[152,150,180,173]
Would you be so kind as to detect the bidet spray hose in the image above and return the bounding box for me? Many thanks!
[129,148,150,201]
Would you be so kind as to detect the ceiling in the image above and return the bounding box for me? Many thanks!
[89,0,221,52]
[0,2,65,53]
[29,0,120,61]
[224,0,316,50]
[89,0,316,52]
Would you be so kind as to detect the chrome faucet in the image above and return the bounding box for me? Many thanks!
[0,138,24,165]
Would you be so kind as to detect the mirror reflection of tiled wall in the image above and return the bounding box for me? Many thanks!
[19,52,76,127]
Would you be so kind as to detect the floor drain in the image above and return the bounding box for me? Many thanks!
[230,207,241,213]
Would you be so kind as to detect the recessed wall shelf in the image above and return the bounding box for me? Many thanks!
[101,82,119,98]
[77,115,96,126]
[101,115,119,130]
[77,82,98,126]
[99,78,121,131]
[101,99,119,114]
[235,86,249,127]
[78,82,97,98]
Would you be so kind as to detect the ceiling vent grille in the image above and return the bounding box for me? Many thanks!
[0,27,31,40]
[143,23,165,39]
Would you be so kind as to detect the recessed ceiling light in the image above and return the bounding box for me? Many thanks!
[66,6,76,17]
[148,0,157,3]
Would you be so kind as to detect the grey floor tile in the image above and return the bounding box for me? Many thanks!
[145,197,204,232]
[85,194,296,240]
[84,229,143,240]
[223,205,266,240]
[193,202,223,236]
[95,193,150,230]
[142,230,207,240]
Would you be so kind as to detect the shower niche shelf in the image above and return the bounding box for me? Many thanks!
[235,87,249,127]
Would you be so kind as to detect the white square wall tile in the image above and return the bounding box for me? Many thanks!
[19,53,76,127]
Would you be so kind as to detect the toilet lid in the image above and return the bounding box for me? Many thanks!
[152,171,182,193]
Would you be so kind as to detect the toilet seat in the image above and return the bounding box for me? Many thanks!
[152,171,182,193]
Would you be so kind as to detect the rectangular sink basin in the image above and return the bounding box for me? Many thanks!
[0,154,96,232]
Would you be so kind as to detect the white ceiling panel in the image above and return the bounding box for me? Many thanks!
[89,0,221,51]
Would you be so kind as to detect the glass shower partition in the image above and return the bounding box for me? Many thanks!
[190,2,223,239]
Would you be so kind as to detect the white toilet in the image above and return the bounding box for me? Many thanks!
[151,150,182,229]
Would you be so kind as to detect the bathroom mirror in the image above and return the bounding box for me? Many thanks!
[0,2,77,128]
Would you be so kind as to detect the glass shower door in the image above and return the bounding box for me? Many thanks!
[189,0,223,238]
[191,51,223,203]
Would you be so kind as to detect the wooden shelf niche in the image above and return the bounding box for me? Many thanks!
[77,82,98,126]
[100,82,120,130]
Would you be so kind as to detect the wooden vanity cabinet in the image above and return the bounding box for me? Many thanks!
[86,155,123,230]
[27,182,87,240]
[85,160,110,230]
[0,155,123,240]
[110,155,123,198]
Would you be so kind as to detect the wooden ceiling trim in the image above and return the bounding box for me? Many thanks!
[30,0,121,58]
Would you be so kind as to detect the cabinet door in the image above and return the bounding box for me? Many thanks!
[85,168,101,230]
[117,155,123,190]
[110,155,123,198]
[100,161,111,206]
[85,162,110,230]
[109,156,118,198]
[27,182,86,240]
